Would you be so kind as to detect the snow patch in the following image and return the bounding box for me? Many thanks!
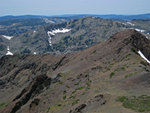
[47,28,71,36]
[7,46,10,51]
[47,28,71,46]
[2,35,13,40]
[6,51,13,55]
[122,23,127,25]
[44,18,55,24]
[51,28,71,34]
[47,31,55,36]
[135,29,145,33]
[138,50,150,64]
[6,46,13,56]
[127,22,135,26]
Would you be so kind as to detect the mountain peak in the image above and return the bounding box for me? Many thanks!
[109,29,144,41]
[108,29,150,60]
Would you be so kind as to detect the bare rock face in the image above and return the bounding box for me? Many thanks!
[70,94,107,113]
[10,75,51,113]
[1,73,61,113]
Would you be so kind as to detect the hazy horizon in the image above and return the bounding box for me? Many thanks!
[1,13,150,17]
[0,0,150,16]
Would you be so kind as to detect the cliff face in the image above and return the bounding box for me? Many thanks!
[0,30,150,113]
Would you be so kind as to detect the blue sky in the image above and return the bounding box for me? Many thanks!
[0,0,150,16]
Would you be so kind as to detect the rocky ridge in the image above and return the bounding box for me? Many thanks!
[0,29,150,113]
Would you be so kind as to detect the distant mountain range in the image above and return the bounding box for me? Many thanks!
[0,16,150,57]
[1,13,150,20]
[0,17,127,56]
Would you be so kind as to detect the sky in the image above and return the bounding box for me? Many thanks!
[0,0,150,16]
